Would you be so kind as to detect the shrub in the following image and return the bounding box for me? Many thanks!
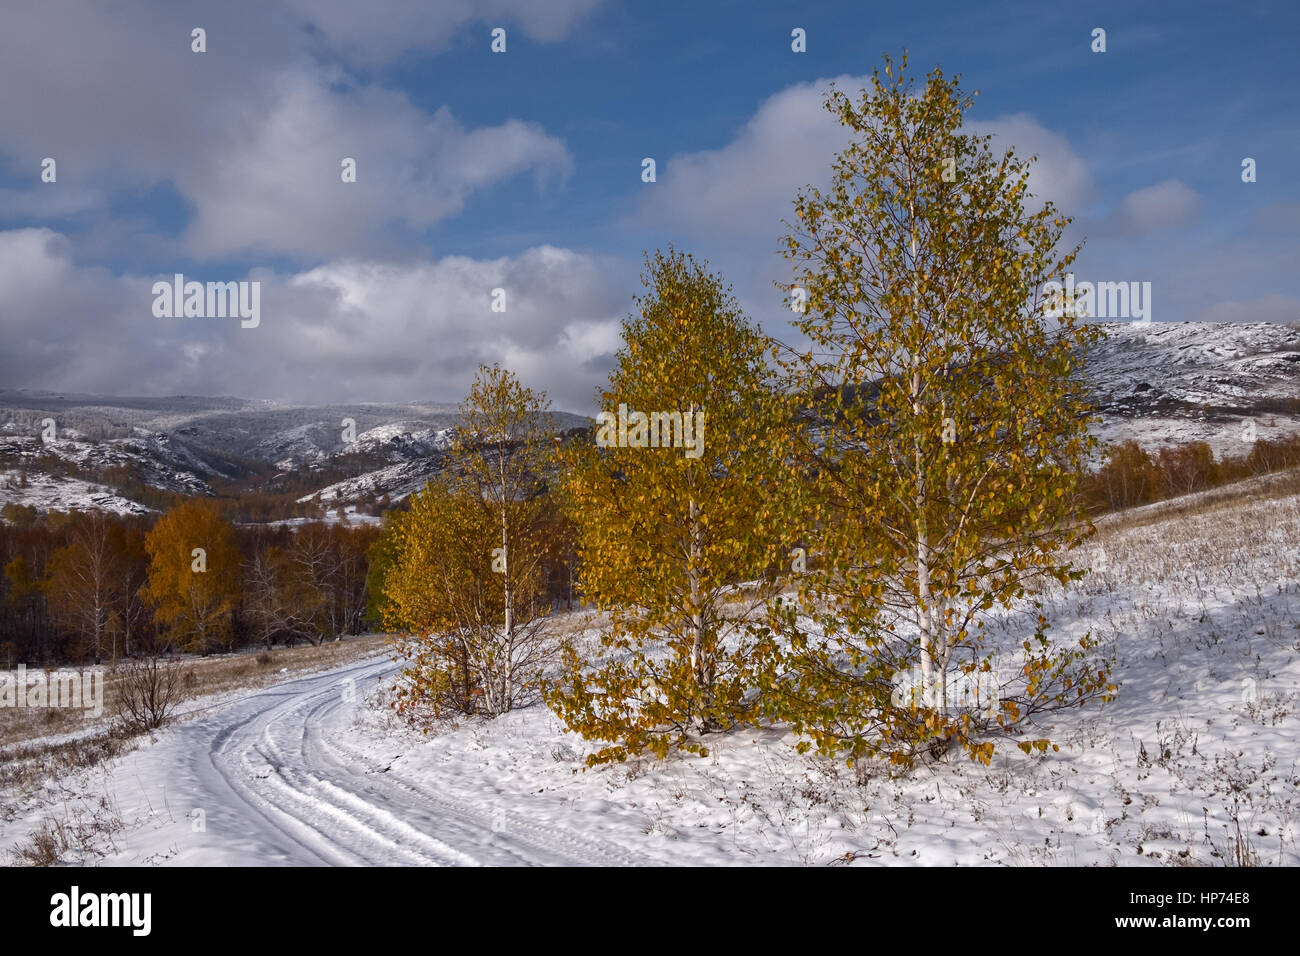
[115,656,186,734]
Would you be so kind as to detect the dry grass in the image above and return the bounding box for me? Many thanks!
[171,634,388,704]
[0,633,389,750]
[1057,477,1300,865]
[1096,465,1300,535]
[1086,488,1300,606]
[10,793,126,866]
[0,634,390,822]
[0,723,137,802]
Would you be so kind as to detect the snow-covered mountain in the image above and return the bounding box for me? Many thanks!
[0,390,588,515]
[304,456,453,507]
[1090,321,1300,456]
[1,321,1296,516]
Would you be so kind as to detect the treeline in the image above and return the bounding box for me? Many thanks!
[1084,433,1300,511]
[6,426,1295,672]
[0,504,393,666]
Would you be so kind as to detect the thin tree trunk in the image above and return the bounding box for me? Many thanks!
[687,495,712,729]
[909,211,947,720]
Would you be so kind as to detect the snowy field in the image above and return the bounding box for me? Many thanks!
[2,477,1297,866]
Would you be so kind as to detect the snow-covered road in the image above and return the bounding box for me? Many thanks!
[66,656,644,866]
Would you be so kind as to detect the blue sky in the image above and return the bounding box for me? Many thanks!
[0,0,1295,411]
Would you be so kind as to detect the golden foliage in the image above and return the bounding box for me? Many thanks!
[546,249,800,763]
[754,54,1115,766]
[141,499,239,655]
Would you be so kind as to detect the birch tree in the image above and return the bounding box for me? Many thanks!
[43,511,115,664]
[763,56,1115,765]
[547,249,798,763]
[383,365,558,719]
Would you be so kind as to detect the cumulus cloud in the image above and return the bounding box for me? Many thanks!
[0,3,292,179]
[0,2,577,262]
[639,78,1095,241]
[179,75,572,260]
[1096,180,1203,237]
[0,229,626,411]
[0,3,612,405]
[0,229,190,393]
[964,113,1094,214]
[637,76,855,237]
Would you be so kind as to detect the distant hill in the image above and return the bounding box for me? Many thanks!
[1089,321,1300,456]
[2,321,1298,517]
[0,391,588,516]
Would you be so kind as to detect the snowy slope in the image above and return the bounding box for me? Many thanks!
[292,424,455,503]
[0,469,150,516]
[0,432,220,495]
[0,391,586,514]
[5,472,1297,866]
[3,322,1298,516]
[302,456,449,506]
[1090,321,1300,456]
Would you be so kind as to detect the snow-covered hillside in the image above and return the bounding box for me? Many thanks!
[4,471,1297,866]
[0,469,150,516]
[2,321,1297,515]
[302,456,450,506]
[0,431,220,496]
[0,391,586,514]
[1091,321,1300,456]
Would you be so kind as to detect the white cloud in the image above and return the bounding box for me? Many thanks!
[0,230,625,411]
[637,76,857,237]
[964,113,1093,213]
[180,74,572,260]
[640,78,1095,241]
[0,2,577,262]
[1097,180,1203,237]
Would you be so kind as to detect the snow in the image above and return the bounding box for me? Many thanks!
[299,457,446,505]
[1090,321,1300,457]
[252,507,383,528]
[5,325,1298,516]
[0,469,151,516]
[4,474,1297,866]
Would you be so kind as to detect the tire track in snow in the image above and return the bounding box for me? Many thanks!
[299,666,647,867]
[181,653,642,866]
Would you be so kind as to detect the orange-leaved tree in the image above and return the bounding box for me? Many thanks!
[142,499,239,655]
